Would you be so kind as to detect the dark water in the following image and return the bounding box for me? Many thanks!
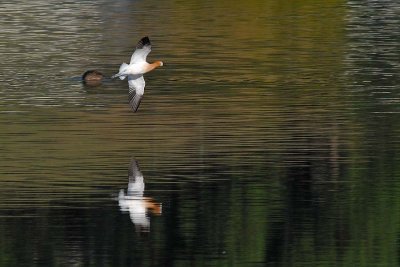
[1,0,400,266]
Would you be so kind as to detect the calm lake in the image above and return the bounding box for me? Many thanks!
[1,0,400,266]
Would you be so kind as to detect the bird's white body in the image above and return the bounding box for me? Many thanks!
[118,62,151,79]
[112,37,163,112]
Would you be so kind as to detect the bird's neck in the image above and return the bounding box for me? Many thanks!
[145,61,163,73]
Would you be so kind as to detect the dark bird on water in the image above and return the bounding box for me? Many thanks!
[82,70,104,85]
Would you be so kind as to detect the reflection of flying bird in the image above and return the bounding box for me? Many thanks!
[127,159,145,197]
[111,37,164,112]
[118,159,162,232]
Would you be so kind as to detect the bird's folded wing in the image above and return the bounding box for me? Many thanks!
[128,75,145,112]
[130,37,152,64]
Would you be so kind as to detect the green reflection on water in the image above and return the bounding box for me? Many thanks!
[1,0,400,266]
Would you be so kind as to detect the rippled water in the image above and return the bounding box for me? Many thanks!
[1,0,400,266]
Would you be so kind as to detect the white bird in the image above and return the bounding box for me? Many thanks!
[112,36,164,112]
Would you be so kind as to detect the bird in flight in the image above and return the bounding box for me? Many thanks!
[112,37,163,112]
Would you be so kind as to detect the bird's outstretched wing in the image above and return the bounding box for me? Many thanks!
[128,159,143,181]
[127,159,144,196]
[130,36,152,64]
[128,75,145,112]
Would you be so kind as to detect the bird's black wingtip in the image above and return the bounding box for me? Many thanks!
[129,92,142,113]
[128,159,141,178]
[136,36,151,49]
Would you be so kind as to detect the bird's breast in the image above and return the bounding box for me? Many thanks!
[128,62,149,75]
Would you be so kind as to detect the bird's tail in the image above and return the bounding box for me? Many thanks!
[111,63,129,80]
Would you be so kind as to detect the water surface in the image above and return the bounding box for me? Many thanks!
[1,0,400,266]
